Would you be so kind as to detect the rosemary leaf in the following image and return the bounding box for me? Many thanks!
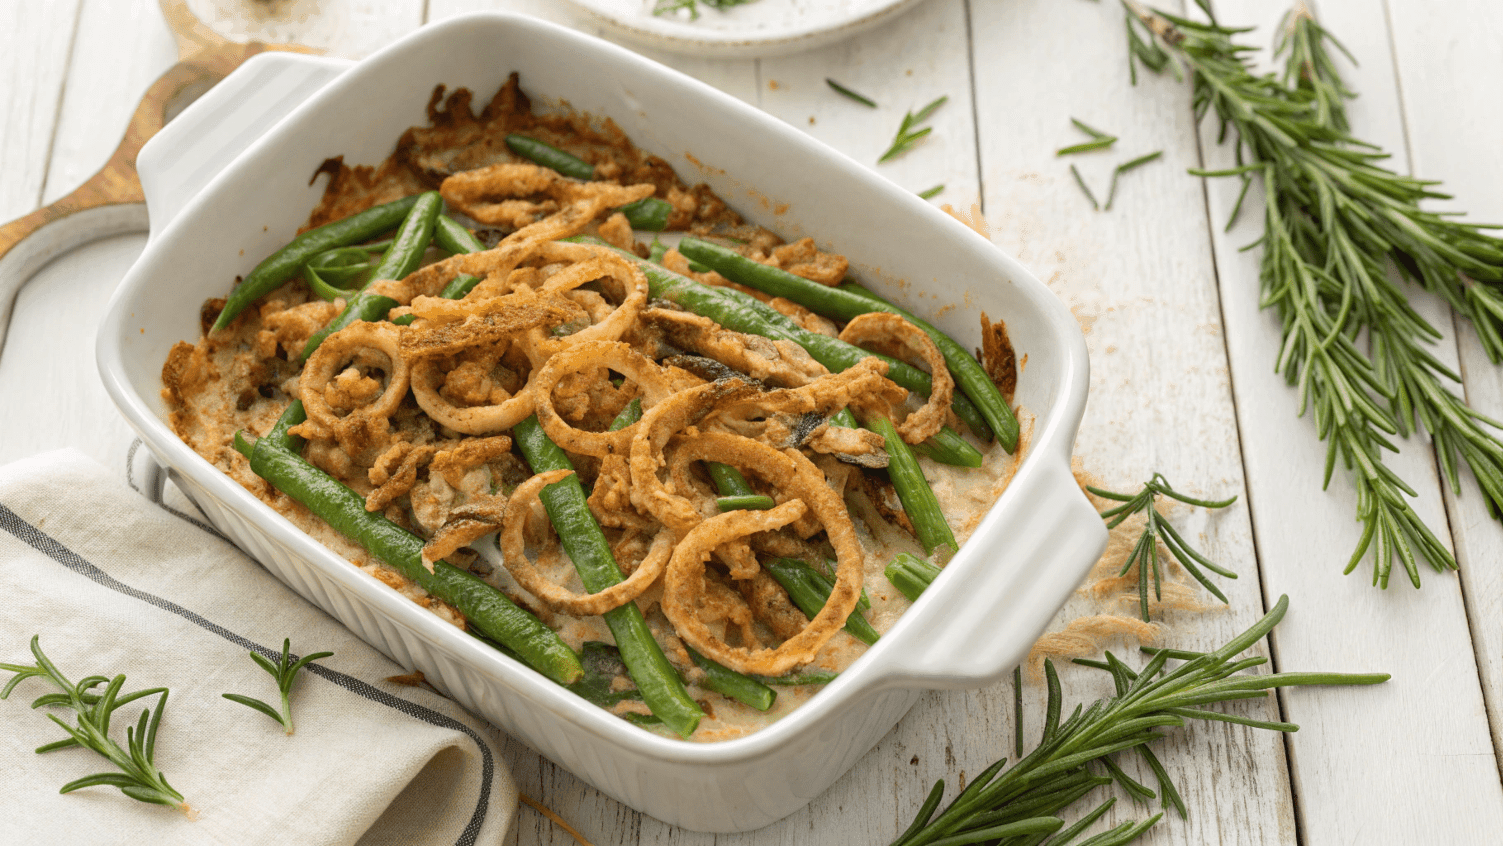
[826,78,878,108]
[1058,138,1118,156]
[1070,164,1101,210]
[918,184,946,200]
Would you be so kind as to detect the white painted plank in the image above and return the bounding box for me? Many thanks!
[757,0,975,204]
[1198,0,1503,842]
[1381,0,1503,777]
[967,1,1294,843]
[42,0,176,206]
[0,0,81,220]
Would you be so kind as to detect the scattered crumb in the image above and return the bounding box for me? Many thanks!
[941,202,990,239]
[808,116,816,125]
[768,80,780,90]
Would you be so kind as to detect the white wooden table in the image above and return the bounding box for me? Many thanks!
[4,1,1501,843]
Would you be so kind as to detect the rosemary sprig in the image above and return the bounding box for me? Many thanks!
[1088,473,1237,621]
[222,638,332,735]
[826,78,878,108]
[1057,117,1119,156]
[1124,2,1503,586]
[879,96,948,163]
[891,595,1388,845]
[1,636,189,813]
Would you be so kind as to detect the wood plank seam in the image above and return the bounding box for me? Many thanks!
[961,0,987,209]
[33,0,86,211]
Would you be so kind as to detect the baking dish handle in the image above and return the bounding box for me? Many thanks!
[137,52,352,239]
[866,455,1107,690]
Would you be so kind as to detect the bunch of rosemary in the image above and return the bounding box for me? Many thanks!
[890,595,1385,845]
[1123,1,1503,587]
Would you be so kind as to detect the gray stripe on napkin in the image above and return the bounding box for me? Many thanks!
[0,502,492,846]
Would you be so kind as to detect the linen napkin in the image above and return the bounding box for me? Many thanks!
[0,449,517,845]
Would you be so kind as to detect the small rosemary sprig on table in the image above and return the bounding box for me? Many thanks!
[1,635,190,814]
[890,595,1387,845]
[223,638,332,735]
[1088,473,1237,621]
[879,96,948,163]
[1123,1,1503,587]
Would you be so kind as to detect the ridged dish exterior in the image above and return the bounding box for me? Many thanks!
[97,14,1106,832]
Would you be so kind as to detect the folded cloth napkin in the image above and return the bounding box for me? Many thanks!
[0,449,517,845]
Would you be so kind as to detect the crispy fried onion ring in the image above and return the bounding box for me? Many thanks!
[838,312,953,444]
[411,354,537,435]
[534,340,678,459]
[629,378,764,534]
[523,242,649,356]
[440,163,656,229]
[401,178,655,301]
[661,432,865,676]
[299,322,410,437]
[500,469,673,615]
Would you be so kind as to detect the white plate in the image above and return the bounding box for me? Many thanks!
[566,0,935,57]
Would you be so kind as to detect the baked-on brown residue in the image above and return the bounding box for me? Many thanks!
[978,311,1018,401]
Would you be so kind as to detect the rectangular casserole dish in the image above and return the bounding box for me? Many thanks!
[96,12,1106,833]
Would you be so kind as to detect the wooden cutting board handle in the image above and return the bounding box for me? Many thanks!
[0,39,311,353]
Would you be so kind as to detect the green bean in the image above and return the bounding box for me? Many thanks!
[211,194,422,333]
[752,669,840,686]
[233,432,582,687]
[571,236,993,439]
[434,214,487,255]
[763,558,880,646]
[678,237,1020,450]
[685,646,776,711]
[830,403,979,467]
[300,192,443,360]
[715,494,777,511]
[885,551,943,601]
[702,462,774,511]
[512,416,704,737]
[506,134,595,180]
[504,136,672,230]
[608,397,643,431]
[865,414,958,556]
[912,426,985,468]
[303,245,379,300]
[619,197,674,232]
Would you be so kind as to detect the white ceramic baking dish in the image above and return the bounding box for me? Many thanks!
[97,13,1105,833]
